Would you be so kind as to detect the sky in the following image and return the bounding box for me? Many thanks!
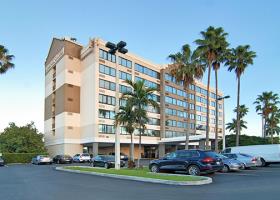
[0,0,280,136]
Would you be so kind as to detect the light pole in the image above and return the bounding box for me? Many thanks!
[106,41,128,169]
[217,95,230,151]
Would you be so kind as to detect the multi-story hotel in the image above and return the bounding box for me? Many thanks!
[44,37,224,158]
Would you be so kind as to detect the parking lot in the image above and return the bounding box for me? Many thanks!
[0,162,280,200]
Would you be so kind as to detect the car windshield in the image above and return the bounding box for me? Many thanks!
[215,154,228,159]
[103,156,115,161]
[82,154,89,156]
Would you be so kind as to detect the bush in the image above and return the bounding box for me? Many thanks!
[1,153,47,164]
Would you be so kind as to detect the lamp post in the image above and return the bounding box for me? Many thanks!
[217,95,230,151]
[106,41,128,169]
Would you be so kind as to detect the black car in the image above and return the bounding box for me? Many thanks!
[109,152,129,161]
[149,150,223,176]
[52,155,73,164]
[91,155,125,169]
[0,157,4,166]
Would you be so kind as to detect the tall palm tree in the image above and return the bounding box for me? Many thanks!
[226,105,248,137]
[122,80,159,168]
[225,45,256,146]
[115,104,136,162]
[254,91,280,137]
[0,45,14,74]
[168,44,205,149]
[266,106,280,144]
[194,26,228,149]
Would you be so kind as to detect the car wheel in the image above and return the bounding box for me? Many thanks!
[222,165,230,173]
[150,164,160,173]
[104,163,109,169]
[260,158,266,167]
[187,165,200,176]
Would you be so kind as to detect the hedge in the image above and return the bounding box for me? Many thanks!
[1,153,48,164]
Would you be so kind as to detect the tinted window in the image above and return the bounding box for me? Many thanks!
[166,152,177,159]
[177,151,191,159]
[204,151,219,157]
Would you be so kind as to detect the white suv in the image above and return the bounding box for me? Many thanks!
[73,153,91,163]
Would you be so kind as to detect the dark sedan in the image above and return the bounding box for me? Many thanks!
[0,157,4,166]
[52,155,73,164]
[149,150,223,176]
[91,155,125,169]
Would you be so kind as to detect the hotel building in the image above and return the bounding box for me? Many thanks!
[44,37,224,158]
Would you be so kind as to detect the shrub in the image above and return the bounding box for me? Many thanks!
[1,153,48,164]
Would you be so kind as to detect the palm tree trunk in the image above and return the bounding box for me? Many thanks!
[137,127,142,168]
[205,63,211,150]
[215,69,219,152]
[271,131,274,144]
[130,132,134,161]
[185,84,190,150]
[236,76,241,146]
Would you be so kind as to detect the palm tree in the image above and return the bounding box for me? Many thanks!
[0,45,14,74]
[168,44,205,149]
[234,104,249,119]
[194,26,229,149]
[254,91,280,137]
[225,45,256,146]
[115,103,136,162]
[226,119,248,133]
[266,107,280,144]
[122,80,159,168]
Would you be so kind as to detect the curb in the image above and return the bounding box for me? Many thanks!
[55,166,212,186]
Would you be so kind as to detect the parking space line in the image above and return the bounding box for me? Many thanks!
[216,173,259,177]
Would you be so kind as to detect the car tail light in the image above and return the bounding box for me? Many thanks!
[202,157,214,163]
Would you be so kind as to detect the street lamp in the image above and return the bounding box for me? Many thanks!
[217,95,230,151]
[106,41,128,170]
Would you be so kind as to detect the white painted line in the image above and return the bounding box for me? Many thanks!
[216,173,259,177]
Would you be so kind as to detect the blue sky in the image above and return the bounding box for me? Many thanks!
[0,0,279,136]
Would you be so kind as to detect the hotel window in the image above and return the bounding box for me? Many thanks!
[135,77,159,89]
[177,121,183,128]
[118,57,132,68]
[210,110,216,116]
[119,71,132,80]
[119,85,132,93]
[99,49,116,63]
[149,94,160,102]
[202,116,207,122]
[219,104,222,109]
[99,79,116,91]
[98,109,115,119]
[99,94,116,105]
[211,101,216,107]
[98,124,115,134]
[165,85,173,93]
[219,120,223,125]
[189,94,195,100]
[165,96,173,104]
[148,118,160,125]
[210,118,216,124]
[119,99,127,107]
[210,92,216,99]
[146,105,160,114]
[166,120,176,127]
[189,114,195,120]
[99,64,116,77]
[144,129,160,137]
[197,115,202,121]
[120,126,128,135]
[135,63,160,79]
[189,103,195,110]
[189,84,195,90]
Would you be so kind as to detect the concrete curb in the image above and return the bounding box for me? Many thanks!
[55,166,212,186]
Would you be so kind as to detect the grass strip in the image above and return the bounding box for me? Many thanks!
[63,166,205,182]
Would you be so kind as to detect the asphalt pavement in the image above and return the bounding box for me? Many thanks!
[0,163,280,200]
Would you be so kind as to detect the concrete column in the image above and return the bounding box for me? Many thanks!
[92,142,98,157]
[199,139,205,150]
[158,143,165,158]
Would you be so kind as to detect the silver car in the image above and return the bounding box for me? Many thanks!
[216,154,243,172]
[73,153,91,163]
[32,155,52,165]
[223,153,258,168]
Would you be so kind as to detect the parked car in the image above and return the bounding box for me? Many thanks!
[216,154,244,173]
[222,153,258,168]
[222,144,280,166]
[31,155,52,165]
[109,152,128,161]
[149,150,224,176]
[52,155,73,164]
[0,157,5,166]
[91,155,125,169]
[73,153,91,163]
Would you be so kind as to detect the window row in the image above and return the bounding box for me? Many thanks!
[98,109,115,119]
[119,85,132,93]
[99,64,116,77]
[118,57,132,68]
[165,85,187,97]
[99,124,115,134]
[165,108,188,118]
[99,49,116,63]
[99,94,116,105]
[99,79,116,91]
[119,71,132,81]
[135,76,159,89]
[120,127,160,137]
[166,120,188,128]
[148,118,160,126]
[165,96,187,108]
[135,63,160,79]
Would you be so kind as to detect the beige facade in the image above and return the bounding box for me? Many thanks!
[44,37,224,157]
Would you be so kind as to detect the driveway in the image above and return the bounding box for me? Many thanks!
[0,164,279,200]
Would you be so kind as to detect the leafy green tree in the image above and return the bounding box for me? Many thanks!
[219,134,279,149]
[194,26,229,149]
[226,104,249,135]
[115,104,136,162]
[225,45,256,146]
[266,106,280,144]
[254,91,280,137]
[122,80,159,167]
[0,122,47,153]
[168,44,205,149]
[0,45,14,74]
